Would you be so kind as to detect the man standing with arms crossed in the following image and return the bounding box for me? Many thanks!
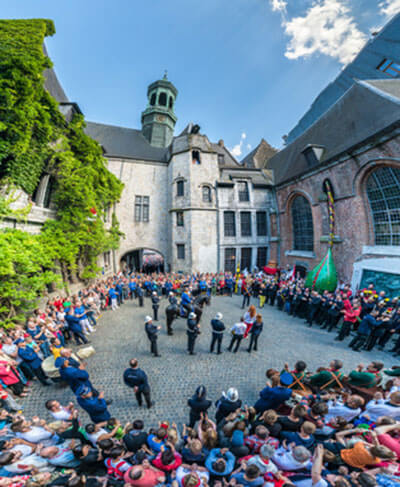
[123,359,153,408]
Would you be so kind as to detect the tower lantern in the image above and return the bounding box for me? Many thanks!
[141,72,178,148]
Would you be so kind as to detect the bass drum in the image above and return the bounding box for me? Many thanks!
[42,356,60,379]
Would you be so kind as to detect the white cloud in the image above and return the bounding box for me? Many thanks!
[270,0,367,65]
[247,143,252,150]
[230,133,247,158]
[379,0,400,19]
[270,0,287,13]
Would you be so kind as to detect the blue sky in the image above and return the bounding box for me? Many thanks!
[1,0,399,158]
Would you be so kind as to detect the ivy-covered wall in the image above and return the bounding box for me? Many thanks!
[0,19,124,327]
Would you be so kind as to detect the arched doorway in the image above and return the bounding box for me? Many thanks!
[121,248,164,274]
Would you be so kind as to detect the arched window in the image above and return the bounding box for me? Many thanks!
[291,195,314,251]
[159,92,167,106]
[150,93,156,105]
[202,185,212,202]
[366,166,400,246]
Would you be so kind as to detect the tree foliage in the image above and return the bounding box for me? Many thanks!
[0,19,124,327]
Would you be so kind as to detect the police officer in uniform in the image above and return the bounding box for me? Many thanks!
[76,385,110,424]
[210,312,225,355]
[166,295,178,336]
[151,291,160,321]
[145,316,161,357]
[187,312,200,355]
[137,284,144,307]
[123,358,153,408]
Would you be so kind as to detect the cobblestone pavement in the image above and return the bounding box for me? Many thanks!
[21,295,399,426]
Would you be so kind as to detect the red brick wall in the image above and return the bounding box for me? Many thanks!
[274,134,400,283]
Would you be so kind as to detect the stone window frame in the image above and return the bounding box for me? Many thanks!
[224,211,236,237]
[176,211,184,227]
[365,166,400,246]
[256,247,268,268]
[291,195,314,252]
[240,211,252,237]
[224,248,236,273]
[241,247,252,270]
[201,185,212,203]
[134,195,150,222]
[176,179,185,197]
[177,243,185,260]
[256,211,267,236]
[237,181,250,202]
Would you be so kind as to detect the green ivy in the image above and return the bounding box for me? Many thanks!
[0,19,124,327]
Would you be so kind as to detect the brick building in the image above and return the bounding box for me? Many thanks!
[266,79,400,297]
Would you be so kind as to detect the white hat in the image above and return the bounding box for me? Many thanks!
[169,292,174,296]
[152,291,157,295]
[215,312,223,320]
[225,387,239,402]
[189,312,197,319]
[145,316,153,323]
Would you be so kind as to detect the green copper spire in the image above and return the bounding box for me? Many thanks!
[305,248,338,293]
[141,74,178,148]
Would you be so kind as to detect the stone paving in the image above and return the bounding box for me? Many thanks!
[21,295,399,426]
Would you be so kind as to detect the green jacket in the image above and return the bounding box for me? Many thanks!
[309,370,344,388]
[347,370,381,388]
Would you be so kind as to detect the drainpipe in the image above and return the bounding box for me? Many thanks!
[213,183,220,271]
[272,187,281,267]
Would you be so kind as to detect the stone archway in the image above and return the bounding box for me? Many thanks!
[120,248,164,274]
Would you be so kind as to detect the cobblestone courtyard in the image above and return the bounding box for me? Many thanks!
[21,296,399,426]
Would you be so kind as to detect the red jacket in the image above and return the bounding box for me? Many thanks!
[152,452,182,472]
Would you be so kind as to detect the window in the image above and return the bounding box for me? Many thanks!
[224,211,236,237]
[377,58,400,78]
[238,181,249,202]
[104,251,111,268]
[240,212,252,237]
[135,196,142,222]
[366,166,400,246]
[192,150,201,165]
[169,97,173,109]
[104,205,111,223]
[256,247,268,269]
[218,153,225,165]
[291,195,314,251]
[142,196,149,222]
[177,244,185,260]
[202,186,212,203]
[177,180,184,197]
[150,93,156,105]
[135,195,150,222]
[224,248,236,273]
[159,92,167,106]
[256,211,267,236]
[176,211,184,227]
[241,248,252,271]
[42,176,54,209]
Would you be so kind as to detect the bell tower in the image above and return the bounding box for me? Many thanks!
[141,72,178,148]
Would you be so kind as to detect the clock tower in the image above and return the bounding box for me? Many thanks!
[141,72,178,148]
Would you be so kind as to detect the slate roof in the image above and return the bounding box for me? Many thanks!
[84,121,170,162]
[266,79,400,186]
[241,139,277,168]
[286,13,400,144]
[211,143,239,167]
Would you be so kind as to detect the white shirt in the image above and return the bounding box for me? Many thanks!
[17,426,54,445]
[50,407,72,421]
[87,427,108,446]
[325,400,361,422]
[272,447,311,471]
[10,444,33,458]
[294,479,328,487]
[231,322,247,336]
[2,344,21,363]
[4,453,53,473]
[365,399,400,422]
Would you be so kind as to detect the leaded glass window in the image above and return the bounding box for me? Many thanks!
[366,166,400,246]
[241,248,252,270]
[224,211,236,237]
[292,196,314,251]
[240,212,252,237]
[224,248,236,273]
[256,211,267,236]
[256,247,268,268]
